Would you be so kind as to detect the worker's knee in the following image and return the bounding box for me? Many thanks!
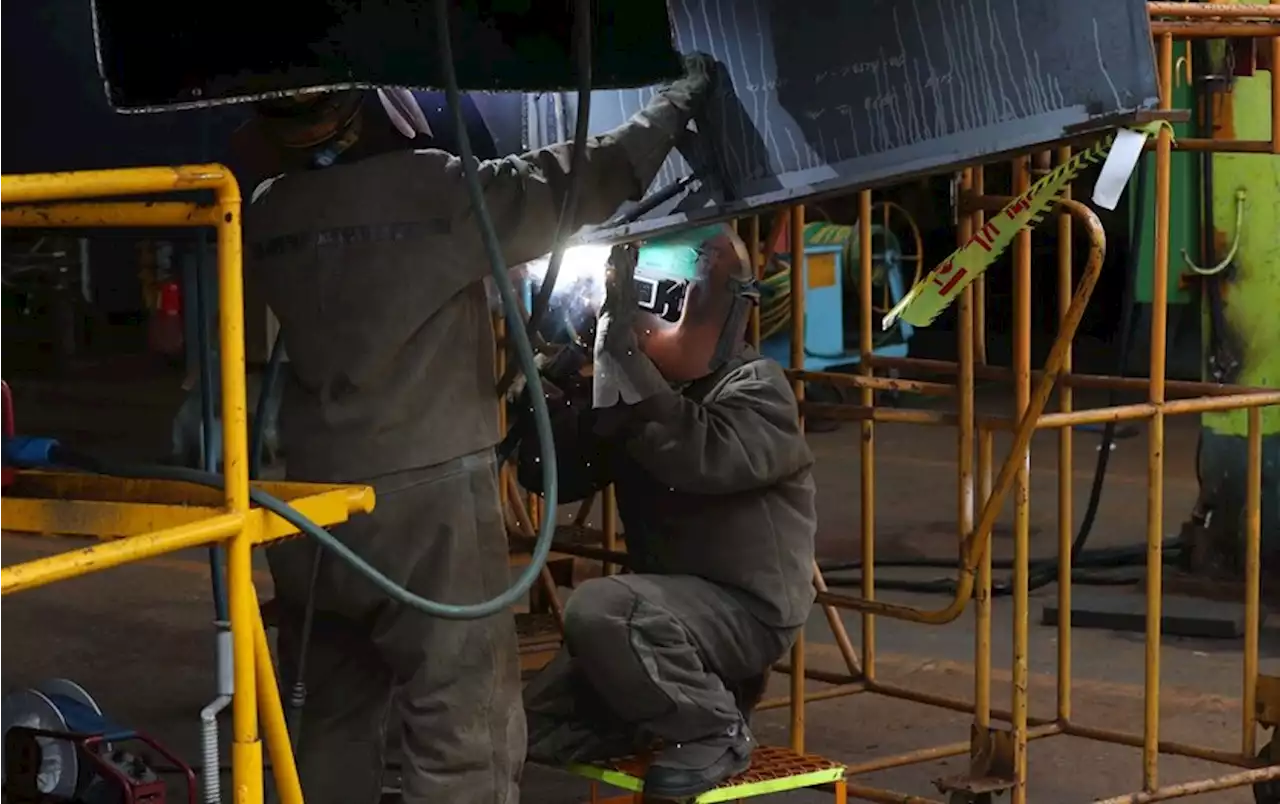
[562,577,636,650]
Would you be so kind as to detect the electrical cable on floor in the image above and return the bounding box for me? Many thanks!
[821,157,1168,594]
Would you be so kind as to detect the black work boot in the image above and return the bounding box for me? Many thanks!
[642,720,754,801]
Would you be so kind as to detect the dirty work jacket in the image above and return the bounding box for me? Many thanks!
[519,350,818,629]
[245,93,695,481]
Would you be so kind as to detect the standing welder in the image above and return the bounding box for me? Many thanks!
[239,55,716,804]
[515,226,818,799]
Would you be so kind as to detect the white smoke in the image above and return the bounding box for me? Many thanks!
[519,244,612,323]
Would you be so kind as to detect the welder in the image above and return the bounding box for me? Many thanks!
[515,226,818,799]
[238,55,717,804]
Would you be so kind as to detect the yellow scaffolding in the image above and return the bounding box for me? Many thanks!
[0,165,374,804]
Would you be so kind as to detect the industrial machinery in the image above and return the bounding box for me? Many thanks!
[1,680,196,804]
[759,206,924,373]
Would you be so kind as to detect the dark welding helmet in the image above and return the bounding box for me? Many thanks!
[632,223,760,383]
[252,87,510,169]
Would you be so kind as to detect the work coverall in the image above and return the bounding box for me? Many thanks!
[517,348,818,767]
[244,81,708,804]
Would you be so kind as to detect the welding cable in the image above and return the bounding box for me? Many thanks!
[822,156,1163,593]
[493,0,594,399]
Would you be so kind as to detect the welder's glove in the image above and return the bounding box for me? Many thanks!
[658,52,719,116]
[593,245,669,410]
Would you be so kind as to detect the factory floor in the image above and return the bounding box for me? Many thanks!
[3,385,1276,803]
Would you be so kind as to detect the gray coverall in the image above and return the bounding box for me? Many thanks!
[517,349,818,764]
[245,87,704,804]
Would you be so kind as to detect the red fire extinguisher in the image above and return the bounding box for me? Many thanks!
[148,279,185,359]
[2,381,15,489]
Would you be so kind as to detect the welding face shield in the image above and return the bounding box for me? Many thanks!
[632,224,760,383]
[252,87,508,169]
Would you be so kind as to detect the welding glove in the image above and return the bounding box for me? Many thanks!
[660,52,719,116]
[593,245,670,410]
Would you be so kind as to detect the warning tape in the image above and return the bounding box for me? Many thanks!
[883,121,1170,329]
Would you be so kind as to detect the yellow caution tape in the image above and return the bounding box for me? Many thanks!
[883,121,1171,329]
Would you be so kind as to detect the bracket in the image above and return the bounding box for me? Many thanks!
[934,724,1017,803]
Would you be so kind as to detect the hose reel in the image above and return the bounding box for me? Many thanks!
[1,679,194,804]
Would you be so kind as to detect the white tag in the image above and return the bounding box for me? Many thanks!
[1091,128,1149,211]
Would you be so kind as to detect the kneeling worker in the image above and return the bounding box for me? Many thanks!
[516,226,817,799]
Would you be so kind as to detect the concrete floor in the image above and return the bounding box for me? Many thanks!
[3,386,1277,803]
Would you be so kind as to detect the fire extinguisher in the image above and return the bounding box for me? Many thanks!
[2,381,16,489]
[148,279,185,359]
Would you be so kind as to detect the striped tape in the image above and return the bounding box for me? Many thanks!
[883,120,1171,330]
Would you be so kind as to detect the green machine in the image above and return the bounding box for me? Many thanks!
[1137,36,1280,581]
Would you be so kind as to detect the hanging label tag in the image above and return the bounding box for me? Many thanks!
[1091,127,1149,211]
[882,121,1168,330]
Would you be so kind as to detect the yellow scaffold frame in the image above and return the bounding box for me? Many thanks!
[0,165,374,804]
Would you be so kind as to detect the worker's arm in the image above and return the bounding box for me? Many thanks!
[447,54,717,269]
[516,374,616,504]
[621,359,814,496]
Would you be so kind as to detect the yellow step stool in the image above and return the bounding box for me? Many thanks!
[569,745,847,803]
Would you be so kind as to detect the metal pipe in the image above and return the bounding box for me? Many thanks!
[0,511,244,594]
[199,616,234,804]
[1148,2,1280,17]
[0,164,231,203]
[1,202,221,229]
[1143,36,1174,792]
[756,681,868,711]
[975,427,994,731]
[1091,766,1280,804]
[812,563,863,678]
[972,167,988,364]
[858,189,877,682]
[1010,155,1033,804]
[255,601,304,804]
[841,783,942,804]
[1150,138,1275,153]
[1149,21,1280,37]
[212,172,263,804]
[1242,408,1262,756]
[788,204,806,753]
[1060,721,1257,767]
[813,198,1105,625]
[1055,146,1074,724]
[868,351,1273,397]
[786,369,955,397]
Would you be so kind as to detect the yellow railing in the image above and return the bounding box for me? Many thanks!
[1,165,374,804]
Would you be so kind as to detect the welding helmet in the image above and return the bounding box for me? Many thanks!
[252,88,509,169]
[632,223,760,383]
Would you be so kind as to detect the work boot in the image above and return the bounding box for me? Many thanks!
[642,720,754,801]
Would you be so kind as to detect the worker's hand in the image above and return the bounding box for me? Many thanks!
[593,245,669,409]
[504,351,553,403]
[660,52,720,115]
[599,244,640,350]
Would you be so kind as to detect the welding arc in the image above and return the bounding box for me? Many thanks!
[493,7,595,399]
[823,157,1159,594]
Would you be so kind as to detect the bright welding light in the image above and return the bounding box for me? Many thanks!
[520,244,612,318]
